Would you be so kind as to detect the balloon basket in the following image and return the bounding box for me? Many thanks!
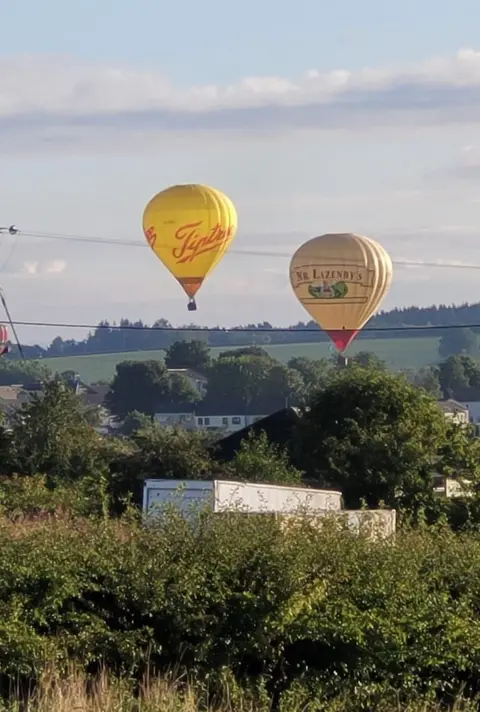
[187,299,197,312]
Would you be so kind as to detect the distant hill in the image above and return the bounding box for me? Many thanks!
[6,301,480,361]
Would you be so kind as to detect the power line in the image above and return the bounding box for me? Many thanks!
[2,226,480,271]
[6,319,480,334]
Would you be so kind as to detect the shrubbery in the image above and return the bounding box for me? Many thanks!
[3,372,480,709]
[0,482,479,709]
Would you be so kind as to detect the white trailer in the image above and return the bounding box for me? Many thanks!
[143,479,343,518]
[278,509,396,540]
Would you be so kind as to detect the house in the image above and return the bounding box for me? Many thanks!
[460,401,480,423]
[154,412,197,429]
[433,474,473,498]
[210,407,302,462]
[81,384,110,407]
[153,406,269,434]
[166,369,208,396]
[195,413,267,433]
[0,385,27,415]
[437,399,470,425]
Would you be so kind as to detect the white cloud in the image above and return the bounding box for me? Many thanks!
[4,49,480,147]
[45,259,66,273]
[18,259,66,276]
[22,261,38,275]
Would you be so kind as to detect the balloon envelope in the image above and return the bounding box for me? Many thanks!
[289,233,393,352]
[142,184,238,305]
[0,324,8,356]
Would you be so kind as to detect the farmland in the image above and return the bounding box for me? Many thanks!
[35,336,441,384]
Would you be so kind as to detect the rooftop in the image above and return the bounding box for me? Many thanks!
[438,399,469,414]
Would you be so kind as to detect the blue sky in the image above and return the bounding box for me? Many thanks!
[1,0,480,344]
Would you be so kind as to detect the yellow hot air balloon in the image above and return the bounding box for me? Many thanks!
[289,233,393,352]
[142,184,238,310]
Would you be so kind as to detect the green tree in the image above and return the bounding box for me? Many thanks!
[0,359,51,386]
[412,366,442,398]
[106,361,201,419]
[119,410,153,436]
[224,431,303,486]
[437,355,480,399]
[164,339,211,372]
[205,356,302,414]
[219,346,273,360]
[288,357,333,400]
[295,367,480,510]
[5,380,101,480]
[119,422,216,485]
[349,351,387,370]
[439,327,479,358]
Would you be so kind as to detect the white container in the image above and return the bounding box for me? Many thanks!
[143,479,342,518]
[279,509,396,540]
[321,509,396,538]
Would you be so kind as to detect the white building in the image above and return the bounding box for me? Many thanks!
[154,412,197,429]
[195,413,267,433]
[153,410,267,433]
[437,399,470,425]
[460,401,480,424]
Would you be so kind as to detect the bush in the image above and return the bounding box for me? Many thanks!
[1,508,480,708]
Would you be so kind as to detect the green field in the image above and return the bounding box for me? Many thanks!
[34,337,441,384]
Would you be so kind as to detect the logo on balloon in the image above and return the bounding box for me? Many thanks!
[308,281,348,299]
[145,226,157,248]
[172,221,233,264]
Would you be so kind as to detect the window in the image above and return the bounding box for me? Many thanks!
[232,416,241,425]
[197,417,203,425]
[204,417,210,425]
[222,417,229,426]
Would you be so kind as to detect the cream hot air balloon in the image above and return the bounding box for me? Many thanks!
[289,233,393,352]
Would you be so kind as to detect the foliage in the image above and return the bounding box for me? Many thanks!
[438,355,480,400]
[223,431,303,486]
[219,346,274,360]
[295,367,480,509]
[3,372,480,707]
[106,360,201,418]
[118,409,153,435]
[0,510,480,708]
[411,366,442,398]
[164,339,211,372]
[439,327,479,358]
[287,357,333,401]
[4,672,477,712]
[10,301,480,360]
[3,380,102,481]
[0,359,51,386]
[348,350,387,370]
[204,356,303,414]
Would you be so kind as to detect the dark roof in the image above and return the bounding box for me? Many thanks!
[209,407,302,462]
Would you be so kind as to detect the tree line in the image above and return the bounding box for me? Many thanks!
[104,340,480,417]
[8,300,480,359]
[3,339,480,416]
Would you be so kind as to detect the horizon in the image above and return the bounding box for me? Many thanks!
[7,298,480,350]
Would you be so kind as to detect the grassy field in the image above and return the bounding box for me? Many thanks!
[35,336,441,384]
